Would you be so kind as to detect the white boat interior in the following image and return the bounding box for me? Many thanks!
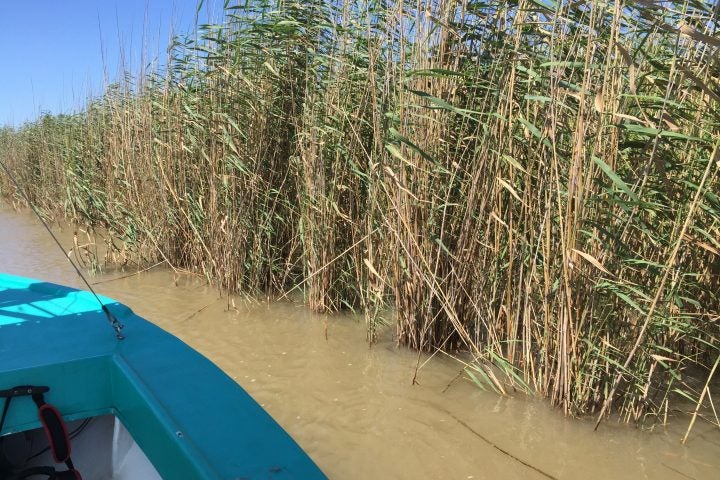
[0,415,161,480]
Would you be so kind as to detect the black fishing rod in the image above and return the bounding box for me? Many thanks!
[0,159,124,339]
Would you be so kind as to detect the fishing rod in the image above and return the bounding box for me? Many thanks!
[0,159,125,339]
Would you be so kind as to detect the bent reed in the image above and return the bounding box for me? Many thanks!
[1,0,719,431]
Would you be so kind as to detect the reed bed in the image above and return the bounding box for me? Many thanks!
[1,0,719,431]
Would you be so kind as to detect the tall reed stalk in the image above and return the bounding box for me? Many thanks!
[1,0,718,429]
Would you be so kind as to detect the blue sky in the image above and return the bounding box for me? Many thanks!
[0,1,219,127]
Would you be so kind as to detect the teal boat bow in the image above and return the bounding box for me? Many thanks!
[0,272,326,479]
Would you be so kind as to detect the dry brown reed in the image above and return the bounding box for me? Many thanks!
[1,0,719,431]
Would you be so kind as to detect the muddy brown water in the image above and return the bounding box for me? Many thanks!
[1,203,718,479]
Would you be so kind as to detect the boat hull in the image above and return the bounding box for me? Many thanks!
[0,273,326,479]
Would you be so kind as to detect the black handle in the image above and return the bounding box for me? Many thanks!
[0,385,50,398]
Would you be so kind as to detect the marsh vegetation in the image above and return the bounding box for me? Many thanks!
[1,0,719,434]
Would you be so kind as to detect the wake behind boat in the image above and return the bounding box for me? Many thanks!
[0,272,326,479]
